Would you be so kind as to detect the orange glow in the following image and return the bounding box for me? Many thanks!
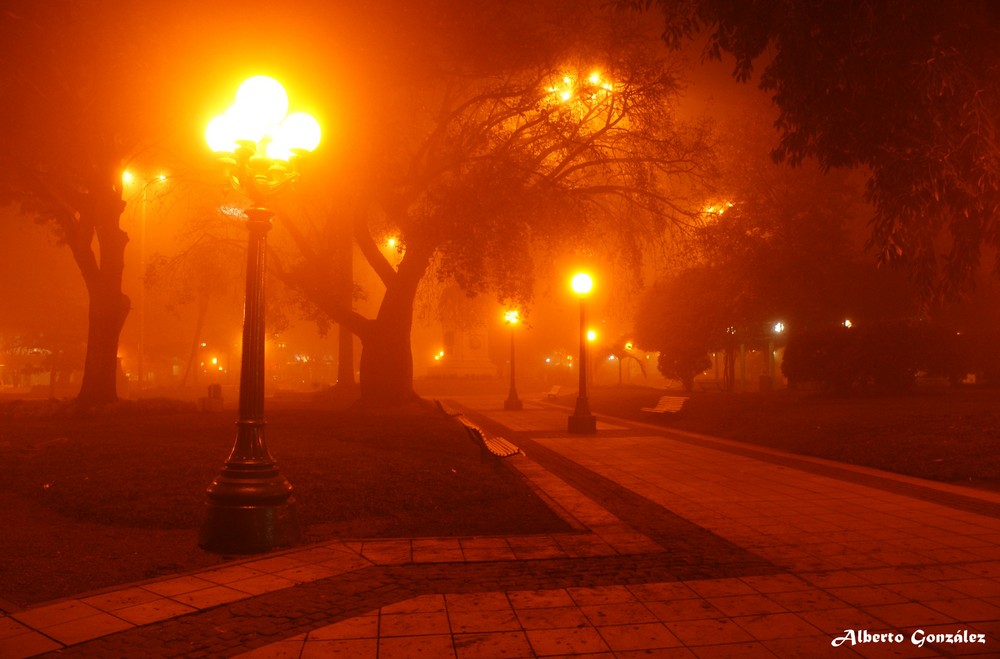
[206,76,321,161]
[504,310,519,325]
[121,170,134,185]
[704,201,734,215]
[266,112,322,160]
[571,272,593,296]
[587,329,597,342]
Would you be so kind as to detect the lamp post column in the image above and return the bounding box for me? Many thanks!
[568,279,596,434]
[199,207,299,553]
[504,316,522,410]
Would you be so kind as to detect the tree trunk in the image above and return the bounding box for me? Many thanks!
[77,267,130,406]
[358,285,418,407]
[71,191,131,407]
[357,249,429,407]
[335,217,356,390]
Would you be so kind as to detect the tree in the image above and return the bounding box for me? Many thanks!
[0,3,177,405]
[606,337,647,386]
[277,1,715,406]
[623,0,1000,298]
[632,102,913,391]
[634,267,724,390]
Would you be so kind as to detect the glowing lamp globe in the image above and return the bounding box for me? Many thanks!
[504,310,520,325]
[235,76,289,130]
[571,273,593,296]
[266,112,322,160]
[205,114,238,153]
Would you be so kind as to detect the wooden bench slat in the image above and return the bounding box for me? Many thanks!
[640,395,688,414]
[455,414,522,459]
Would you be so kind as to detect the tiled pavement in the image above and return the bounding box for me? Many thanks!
[3,395,1000,657]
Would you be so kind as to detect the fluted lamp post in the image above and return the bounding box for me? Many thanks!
[503,309,523,410]
[568,272,597,434]
[200,75,321,554]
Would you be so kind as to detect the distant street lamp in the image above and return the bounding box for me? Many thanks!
[122,171,168,395]
[568,272,597,434]
[199,75,321,554]
[504,309,523,410]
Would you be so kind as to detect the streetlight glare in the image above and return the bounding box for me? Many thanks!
[504,310,520,325]
[571,272,593,296]
[266,112,322,160]
[206,77,321,164]
[587,329,596,342]
[205,114,237,153]
[121,170,134,185]
[235,75,289,130]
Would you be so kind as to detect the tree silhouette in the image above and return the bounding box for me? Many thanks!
[625,0,1000,298]
[279,2,715,406]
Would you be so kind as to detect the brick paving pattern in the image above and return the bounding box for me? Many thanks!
[2,394,998,657]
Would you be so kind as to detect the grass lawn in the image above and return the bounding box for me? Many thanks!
[0,400,572,607]
[581,384,1000,491]
[2,384,998,608]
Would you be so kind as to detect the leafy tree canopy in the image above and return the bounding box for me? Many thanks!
[621,0,1000,298]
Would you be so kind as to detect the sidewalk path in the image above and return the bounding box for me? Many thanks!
[2,395,999,657]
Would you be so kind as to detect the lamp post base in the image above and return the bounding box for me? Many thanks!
[199,428,300,554]
[504,397,523,410]
[199,498,299,554]
[567,413,597,434]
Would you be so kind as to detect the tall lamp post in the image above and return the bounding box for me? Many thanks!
[503,309,523,410]
[122,171,168,395]
[199,75,321,554]
[568,272,597,434]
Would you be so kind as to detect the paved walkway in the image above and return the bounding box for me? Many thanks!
[2,396,1000,657]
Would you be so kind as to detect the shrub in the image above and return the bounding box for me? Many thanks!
[782,320,967,393]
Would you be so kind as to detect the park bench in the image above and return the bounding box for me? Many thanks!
[545,385,562,398]
[640,395,688,414]
[456,415,523,462]
[435,400,523,462]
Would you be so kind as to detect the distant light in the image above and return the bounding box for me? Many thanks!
[504,309,519,325]
[843,319,853,328]
[587,330,596,342]
[773,322,785,334]
[545,357,551,363]
[625,341,634,351]
[122,170,134,185]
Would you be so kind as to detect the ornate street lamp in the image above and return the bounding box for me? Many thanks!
[568,272,597,434]
[199,75,321,554]
[503,309,523,411]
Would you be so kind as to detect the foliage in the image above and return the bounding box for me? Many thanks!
[277,0,716,404]
[0,3,181,404]
[781,320,970,393]
[624,0,1000,298]
[656,347,710,392]
[633,267,723,388]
